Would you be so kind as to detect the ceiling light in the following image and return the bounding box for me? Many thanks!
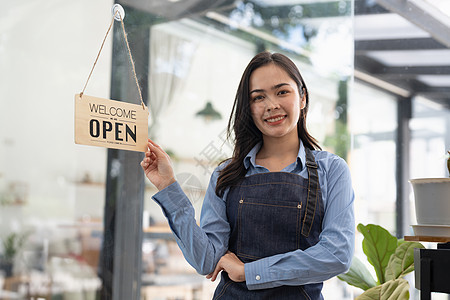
[196,102,222,122]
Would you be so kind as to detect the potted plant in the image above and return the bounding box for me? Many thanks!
[338,223,424,299]
[409,151,450,229]
[0,231,30,277]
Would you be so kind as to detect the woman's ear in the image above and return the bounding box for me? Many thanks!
[300,92,306,110]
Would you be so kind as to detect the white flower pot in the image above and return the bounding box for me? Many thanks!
[410,178,450,225]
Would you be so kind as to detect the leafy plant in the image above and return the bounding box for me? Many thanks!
[2,231,30,263]
[338,224,424,299]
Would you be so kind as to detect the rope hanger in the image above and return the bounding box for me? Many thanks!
[80,7,146,110]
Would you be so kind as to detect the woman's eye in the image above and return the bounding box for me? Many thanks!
[278,90,289,95]
[253,95,264,102]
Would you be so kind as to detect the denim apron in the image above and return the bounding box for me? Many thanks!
[213,148,324,300]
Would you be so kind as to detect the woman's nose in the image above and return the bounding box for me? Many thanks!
[265,97,279,111]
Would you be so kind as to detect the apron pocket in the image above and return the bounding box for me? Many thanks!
[237,197,303,260]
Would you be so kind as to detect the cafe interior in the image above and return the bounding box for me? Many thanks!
[1,0,450,299]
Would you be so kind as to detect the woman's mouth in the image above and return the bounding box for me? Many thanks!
[265,115,287,124]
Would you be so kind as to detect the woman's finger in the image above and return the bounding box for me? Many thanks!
[140,159,150,169]
[141,154,155,169]
[148,139,171,160]
[147,141,165,157]
[209,265,222,282]
[206,264,220,281]
[148,138,162,149]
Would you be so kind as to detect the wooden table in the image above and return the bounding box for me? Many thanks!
[404,236,450,300]
[404,235,450,243]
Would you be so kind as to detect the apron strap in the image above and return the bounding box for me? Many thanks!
[302,148,320,237]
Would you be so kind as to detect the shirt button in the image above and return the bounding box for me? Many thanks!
[256,275,261,281]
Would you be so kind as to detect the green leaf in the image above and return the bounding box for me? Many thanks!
[357,223,397,284]
[2,231,31,261]
[356,278,410,300]
[338,256,377,291]
[385,241,424,281]
[397,239,406,246]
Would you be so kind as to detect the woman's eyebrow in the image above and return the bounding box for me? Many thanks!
[249,88,264,94]
[273,83,290,89]
[249,83,290,94]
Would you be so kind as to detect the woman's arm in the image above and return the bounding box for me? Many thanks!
[141,139,230,274]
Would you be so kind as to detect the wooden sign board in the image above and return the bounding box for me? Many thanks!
[75,94,148,152]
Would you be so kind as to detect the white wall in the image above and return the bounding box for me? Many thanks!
[0,0,113,231]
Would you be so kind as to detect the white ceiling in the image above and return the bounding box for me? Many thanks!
[366,49,450,67]
[354,13,430,40]
[354,0,450,105]
[417,75,450,86]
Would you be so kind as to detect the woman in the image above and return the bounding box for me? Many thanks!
[141,51,355,299]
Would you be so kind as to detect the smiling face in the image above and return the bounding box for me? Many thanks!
[249,63,306,141]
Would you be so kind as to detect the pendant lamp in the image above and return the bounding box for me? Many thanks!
[195,101,222,121]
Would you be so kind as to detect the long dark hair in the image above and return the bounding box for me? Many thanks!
[215,51,321,197]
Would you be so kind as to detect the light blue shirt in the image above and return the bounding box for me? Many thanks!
[152,142,355,290]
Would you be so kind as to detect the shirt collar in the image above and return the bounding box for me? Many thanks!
[243,143,262,169]
[243,141,307,170]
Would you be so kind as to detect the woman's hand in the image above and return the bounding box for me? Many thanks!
[140,139,176,191]
[206,251,245,283]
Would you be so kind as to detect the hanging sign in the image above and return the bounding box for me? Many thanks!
[75,94,148,152]
[74,5,150,152]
